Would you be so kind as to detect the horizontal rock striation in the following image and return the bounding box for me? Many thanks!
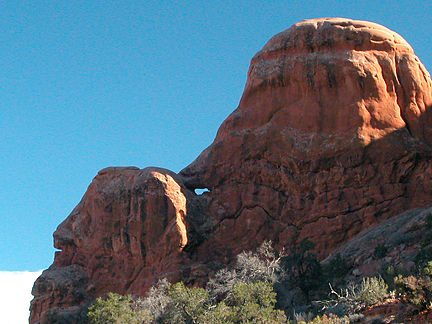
[181,18,432,258]
[31,18,432,323]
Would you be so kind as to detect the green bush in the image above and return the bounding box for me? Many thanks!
[316,277,388,315]
[282,239,323,302]
[87,280,287,323]
[229,281,287,323]
[167,282,210,323]
[87,241,403,323]
[302,314,351,324]
[207,240,284,300]
[135,278,171,321]
[423,261,432,276]
[87,292,152,324]
[394,261,432,310]
[87,241,291,323]
[357,277,389,306]
[373,244,388,259]
[197,302,236,324]
[323,253,351,282]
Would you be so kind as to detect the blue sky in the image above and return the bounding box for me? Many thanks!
[1,0,431,274]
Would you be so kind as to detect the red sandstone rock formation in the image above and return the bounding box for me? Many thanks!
[31,167,212,323]
[31,18,432,323]
[182,18,432,258]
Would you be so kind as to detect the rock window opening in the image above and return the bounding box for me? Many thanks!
[194,188,210,195]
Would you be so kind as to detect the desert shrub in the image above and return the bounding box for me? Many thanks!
[89,280,287,323]
[136,278,171,321]
[169,280,287,324]
[88,243,284,324]
[394,275,432,308]
[288,312,316,324]
[291,313,363,324]
[316,277,388,315]
[315,283,359,315]
[423,261,432,276]
[87,292,152,324]
[228,280,287,323]
[282,240,323,302]
[306,314,350,324]
[425,211,432,229]
[394,261,432,310]
[196,302,236,324]
[166,282,210,323]
[373,244,388,259]
[323,253,351,282]
[207,240,285,300]
[293,311,315,323]
[356,277,389,306]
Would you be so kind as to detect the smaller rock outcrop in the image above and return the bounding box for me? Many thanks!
[30,167,210,324]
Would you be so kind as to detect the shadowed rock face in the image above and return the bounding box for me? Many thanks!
[31,18,432,323]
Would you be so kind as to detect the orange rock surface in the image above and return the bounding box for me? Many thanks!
[30,18,432,323]
[182,17,432,257]
[31,167,205,323]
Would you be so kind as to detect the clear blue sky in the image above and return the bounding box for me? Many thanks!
[1,0,431,272]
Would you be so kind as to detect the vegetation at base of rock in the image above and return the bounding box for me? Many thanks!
[357,277,389,307]
[87,293,152,324]
[207,240,284,301]
[282,240,323,303]
[372,244,388,259]
[87,242,288,323]
[87,241,432,323]
[322,253,351,281]
[392,261,432,310]
[314,277,389,315]
[88,280,286,324]
[291,313,362,324]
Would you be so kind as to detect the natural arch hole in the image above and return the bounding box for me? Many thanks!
[194,188,210,195]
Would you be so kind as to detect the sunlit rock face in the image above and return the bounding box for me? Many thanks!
[182,18,432,259]
[31,18,432,323]
[185,18,432,184]
[30,167,211,324]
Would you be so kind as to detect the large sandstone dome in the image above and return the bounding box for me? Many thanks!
[31,18,432,324]
[180,18,432,255]
[183,18,432,187]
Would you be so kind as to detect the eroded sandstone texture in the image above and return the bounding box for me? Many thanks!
[181,18,432,258]
[31,18,432,323]
[31,167,212,323]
